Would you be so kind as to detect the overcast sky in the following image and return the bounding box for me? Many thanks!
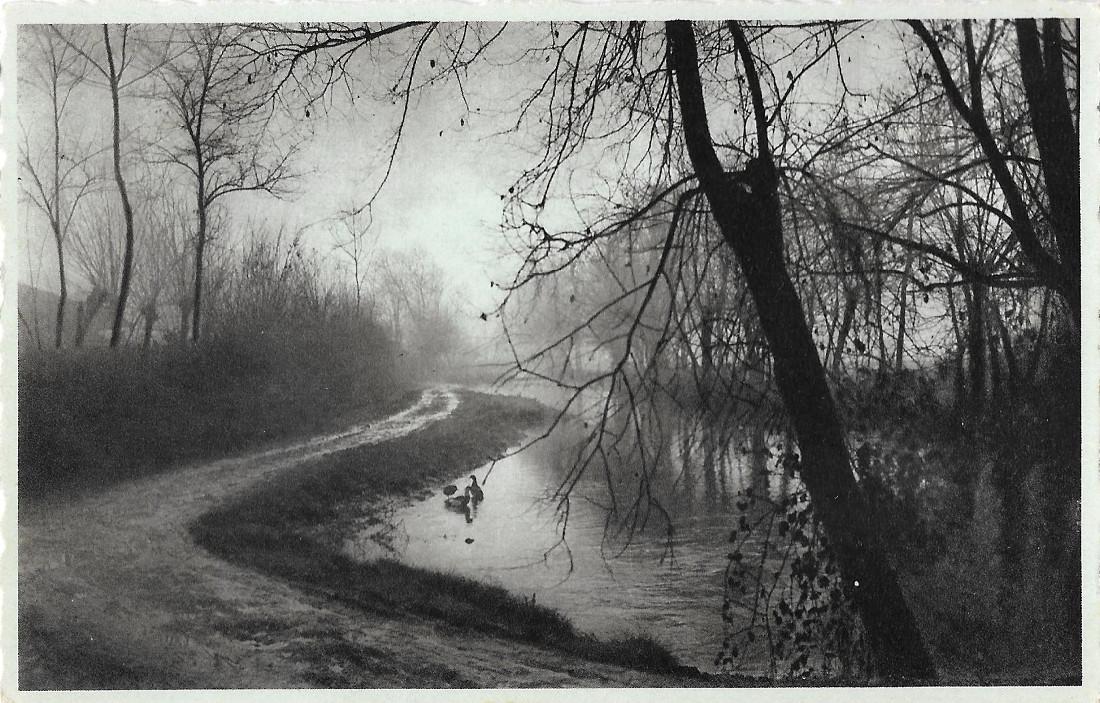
[17,20,910,324]
[265,56,551,314]
[17,24,544,319]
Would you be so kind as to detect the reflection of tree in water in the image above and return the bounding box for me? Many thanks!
[671,410,747,513]
[749,423,769,506]
[492,334,1079,682]
[520,390,786,561]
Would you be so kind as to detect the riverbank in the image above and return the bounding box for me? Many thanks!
[19,343,412,503]
[18,389,456,689]
[20,388,739,689]
[190,389,715,682]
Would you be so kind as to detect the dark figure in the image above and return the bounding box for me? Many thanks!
[444,489,469,510]
[466,475,484,504]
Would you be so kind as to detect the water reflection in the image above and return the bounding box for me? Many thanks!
[344,383,1079,681]
[347,406,791,672]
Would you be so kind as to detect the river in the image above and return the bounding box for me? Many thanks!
[345,395,794,674]
[343,383,1080,682]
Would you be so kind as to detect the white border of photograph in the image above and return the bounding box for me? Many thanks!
[1,1,1095,701]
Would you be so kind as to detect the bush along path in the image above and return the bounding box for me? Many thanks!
[18,388,702,689]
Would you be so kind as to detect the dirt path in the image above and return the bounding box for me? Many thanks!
[18,388,683,689]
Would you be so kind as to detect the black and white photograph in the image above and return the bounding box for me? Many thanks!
[5,2,1094,697]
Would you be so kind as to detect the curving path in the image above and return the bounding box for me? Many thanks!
[18,388,683,689]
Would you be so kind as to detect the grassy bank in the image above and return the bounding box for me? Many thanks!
[19,338,412,503]
[190,390,705,681]
[19,609,188,690]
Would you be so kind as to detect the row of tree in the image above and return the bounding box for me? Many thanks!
[20,24,465,364]
[19,24,292,349]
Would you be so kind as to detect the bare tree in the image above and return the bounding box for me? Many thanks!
[665,21,934,679]
[906,19,1078,327]
[51,24,170,347]
[18,26,99,348]
[154,23,297,343]
[99,25,137,347]
[332,206,379,316]
[375,247,461,367]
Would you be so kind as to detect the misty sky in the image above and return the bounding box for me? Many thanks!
[17,23,545,317]
[17,21,910,323]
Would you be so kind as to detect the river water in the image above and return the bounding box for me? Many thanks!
[344,385,1080,681]
[345,403,792,673]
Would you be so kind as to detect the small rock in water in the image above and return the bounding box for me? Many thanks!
[464,538,475,544]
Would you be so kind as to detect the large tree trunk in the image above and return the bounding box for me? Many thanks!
[666,20,934,681]
[1016,19,1080,326]
[104,26,135,349]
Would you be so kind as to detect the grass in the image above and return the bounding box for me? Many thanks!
[190,390,703,680]
[19,340,412,503]
[19,609,190,690]
[291,635,477,688]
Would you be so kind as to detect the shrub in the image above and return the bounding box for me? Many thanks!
[19,237,409,501]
